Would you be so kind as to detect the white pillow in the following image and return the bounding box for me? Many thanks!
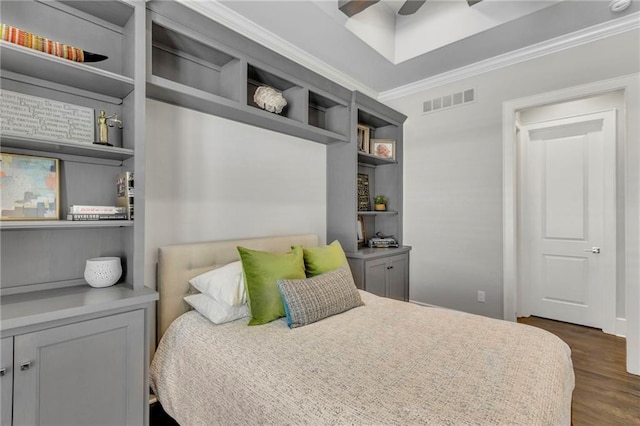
[184,293,249,324]
[189,261,246,307]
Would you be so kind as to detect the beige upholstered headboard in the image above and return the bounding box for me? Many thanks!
[156,234,319,342]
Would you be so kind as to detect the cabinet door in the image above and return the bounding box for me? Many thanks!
[387,254,409,301]
[1,337,13,426]
[13,310,144,426]
[364,257,388,297]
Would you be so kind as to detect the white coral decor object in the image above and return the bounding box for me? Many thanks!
[253,86,287,114]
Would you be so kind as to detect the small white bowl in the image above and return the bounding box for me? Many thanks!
[84,257,122,288]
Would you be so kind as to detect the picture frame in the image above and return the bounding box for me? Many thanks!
[357,124,370,153]
[371,139,396,160]
[357,173,371,211]
[1,153,60,220]
[357,216,367,246]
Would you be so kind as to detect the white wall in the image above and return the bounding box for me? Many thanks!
[385,29,640,319]
[144,99,327,294]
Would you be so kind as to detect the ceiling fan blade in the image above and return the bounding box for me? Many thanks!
[338,0,381,18]
[397,0,426,15]
[467,0,483,6]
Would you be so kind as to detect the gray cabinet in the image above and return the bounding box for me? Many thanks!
[348,248,410,301]
[3,310,144,426]
[1,337,13,426]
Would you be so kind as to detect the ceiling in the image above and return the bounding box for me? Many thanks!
[199,0,639,95]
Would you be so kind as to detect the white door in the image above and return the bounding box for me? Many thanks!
[520,110,616,329]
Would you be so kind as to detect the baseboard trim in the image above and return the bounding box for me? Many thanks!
[410,299,449,309]
[616,317,627,338]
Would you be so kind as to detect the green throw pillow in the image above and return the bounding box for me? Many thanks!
[301,240,348,277]
[237,245,306,325]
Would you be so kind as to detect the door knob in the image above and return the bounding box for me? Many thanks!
[0,368,6,376]
[20,361,32,371]
[584,247,601,254]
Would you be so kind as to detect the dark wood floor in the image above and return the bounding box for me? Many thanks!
[518,316,640,425]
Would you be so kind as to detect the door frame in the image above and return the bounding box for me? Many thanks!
[502,74,640,375]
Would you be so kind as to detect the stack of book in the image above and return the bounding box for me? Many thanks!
[116,171,134,220]
[67,205,128,221]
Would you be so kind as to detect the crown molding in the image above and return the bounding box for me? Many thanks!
[379,11,640,102]
[176,0,378,98]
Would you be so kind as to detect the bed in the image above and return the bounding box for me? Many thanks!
[150,234,575,425]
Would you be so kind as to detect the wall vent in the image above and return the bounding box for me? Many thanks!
[423,88,475,114]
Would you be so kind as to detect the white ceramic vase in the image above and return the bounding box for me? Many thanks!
[84,257,122,288]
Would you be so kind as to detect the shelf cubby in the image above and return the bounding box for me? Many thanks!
[247,64,304,123]
[0,42,135,99]
[309,90,349,136]
[151,20,244,104]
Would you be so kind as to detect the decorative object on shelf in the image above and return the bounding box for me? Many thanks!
[371,139,396,160]
[0,89,94,143]
[610,0,632,13]
[253,86,287,114]
[357,124,370,153]
[95,110,123,146]
[67,213,128,221]
[116,171,134,220]
[84,257,122,288]
[357,173,371,211]
[67,205,128,220]
[374,195,387,211]
[368,236,399,248]
[1,153,59,220]
[68,205,127,215]
[1,23,108,63]
[357,216,366,246]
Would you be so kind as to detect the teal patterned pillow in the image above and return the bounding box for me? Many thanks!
[277,265,364,328]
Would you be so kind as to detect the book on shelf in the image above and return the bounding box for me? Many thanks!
[116,171,134,220]
[68,205,127,214]
[67,213,129,221]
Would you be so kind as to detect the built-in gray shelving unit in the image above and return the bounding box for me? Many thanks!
[146,1,351,145]
[328,91,407,254]
[327,91,410,300]
[1,1,156,423]
[1,0,147,293]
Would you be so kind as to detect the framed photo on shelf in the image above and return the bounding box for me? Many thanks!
[1,153,60,220]
[371,139,396,160]
[357,216,367,246]
[357,124,370,153]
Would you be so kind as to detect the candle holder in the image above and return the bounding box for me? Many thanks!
[84,257,122,288]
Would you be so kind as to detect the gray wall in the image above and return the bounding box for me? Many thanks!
[386,29,640,319]
[144,98,327,301]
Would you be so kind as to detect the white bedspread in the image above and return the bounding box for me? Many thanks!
[151,291,574,425]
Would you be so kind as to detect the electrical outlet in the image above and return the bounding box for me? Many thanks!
[477,291,486,303]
